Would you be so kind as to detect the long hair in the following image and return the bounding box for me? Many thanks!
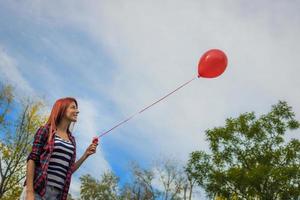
[45,97,78,147]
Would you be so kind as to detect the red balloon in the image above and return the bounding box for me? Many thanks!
[92,137,99,144]
[198,49,228,78]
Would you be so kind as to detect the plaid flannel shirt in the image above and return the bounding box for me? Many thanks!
[23,125,77,200]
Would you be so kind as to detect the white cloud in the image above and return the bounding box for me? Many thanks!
[6,0,299,160]
[76,0,300,160]
[69,177,81,200]
[2,1,300,198]
[0,47,36,97]
[73,97,111,175]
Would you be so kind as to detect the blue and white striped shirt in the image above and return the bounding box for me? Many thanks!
[47,134,75,190]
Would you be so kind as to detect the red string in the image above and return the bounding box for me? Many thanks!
[98,76,197,138]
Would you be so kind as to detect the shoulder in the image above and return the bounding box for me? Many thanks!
[34,125,50,143]
[37,125,50,135]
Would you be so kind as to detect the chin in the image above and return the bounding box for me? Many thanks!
[71,118,77,122]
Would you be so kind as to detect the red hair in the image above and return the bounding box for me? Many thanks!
[45,97,78,146]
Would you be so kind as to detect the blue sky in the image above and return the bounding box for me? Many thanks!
[1,1,300,199]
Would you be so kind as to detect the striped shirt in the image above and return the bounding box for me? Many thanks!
[24,125,77,200]
[47,134,75,191]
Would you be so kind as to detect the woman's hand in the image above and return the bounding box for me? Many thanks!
[84,138,99,158]
[25,190,35,200]
[72,138,100,173]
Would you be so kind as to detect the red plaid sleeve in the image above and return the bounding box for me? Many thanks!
[27,126,48,163]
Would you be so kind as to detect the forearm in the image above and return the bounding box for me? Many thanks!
[72,154,88,174]
[26,160,35,191]
[72,142,98,173]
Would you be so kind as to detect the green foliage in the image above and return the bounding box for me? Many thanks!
[67,193,76,200]
[80,172,119,200]
[79,159,196,200]
[0,84,13,129]
[0,84,46,199]
[0,185,23,200]
[187,101,300,200]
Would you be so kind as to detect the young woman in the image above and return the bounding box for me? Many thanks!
[20,97,99,200]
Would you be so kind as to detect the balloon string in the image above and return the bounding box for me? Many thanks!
[98,76,197,138]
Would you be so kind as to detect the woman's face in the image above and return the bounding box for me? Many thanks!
[65,101,79,122]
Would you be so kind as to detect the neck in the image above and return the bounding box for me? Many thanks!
[57,118,70,133]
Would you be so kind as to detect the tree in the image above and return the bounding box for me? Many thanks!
[67,193,75,200]
[119,160,198,200]
[187,101,300,200]
[77,159,199,200]
[80,172,119,200]
[155,159,185,200]
[120,162,158,200]
[0,84,13,129]
[0,84,46,199]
